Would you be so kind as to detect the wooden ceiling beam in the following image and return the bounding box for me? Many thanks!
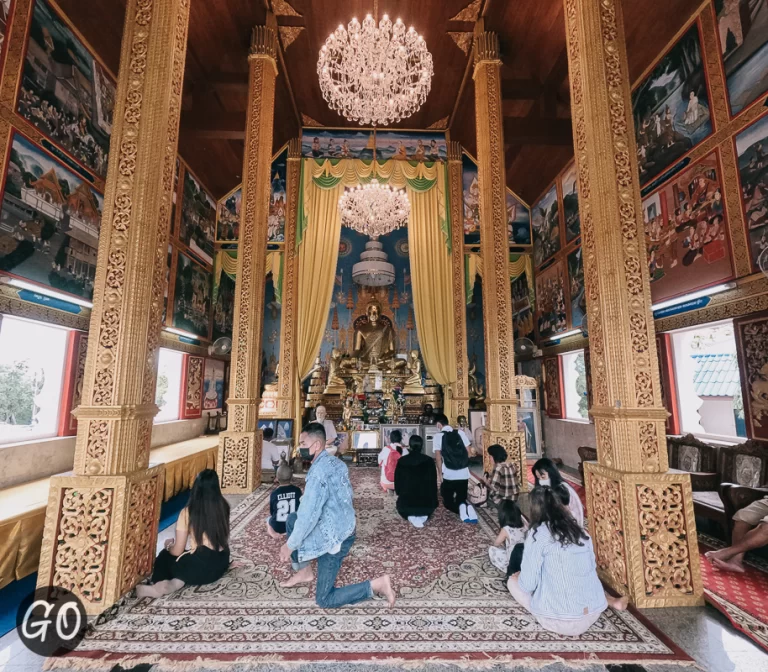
[181,112,246,140]
[503,117,572,145]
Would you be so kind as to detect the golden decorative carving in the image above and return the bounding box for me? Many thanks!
[120,476,162,594]
[218,24,278,492]
[301,114,323,127]
[472,33,524,488]
[0,284,89,331]
[448,32,473,55]
[185,355,204,415]
[271,0,301,17]
[279,26,304,50]
[735,314,768,438]
[450,0,482,23]
[566,0,702,608]
[427,116,450,130]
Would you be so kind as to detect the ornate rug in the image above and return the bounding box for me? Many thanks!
[525,466,768,652]
[48,469,692,670]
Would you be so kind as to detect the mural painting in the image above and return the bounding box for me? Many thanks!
[269,149,287,244]
[217,186,240,243]
[632,22,712,185]
[0,132,102,299]
[17,0,114,178]
[0,0,13,73]
[302,129,375,160]
[641,151,733,302]
[735,112,768,270]
[180,167,215,266]
[301,129,447,162]
[262,273,281,387]
[463,154,480,246]
[172,250,212,339]
[567,246,586,331]
[212,248,235,341]
[507,190,532,246]
[374,131,447,162]
[535,260,567,340]
[466,273,486,398]
[716,0,768,116]
[203,358,225,411]
[512,269,534,340]
[532,183,560,268]
[560,162,580,243]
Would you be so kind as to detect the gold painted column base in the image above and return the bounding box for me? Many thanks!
[482,429,527,493]
[584,461,704,608]
[37,465,164,616]
[217,430,263,494]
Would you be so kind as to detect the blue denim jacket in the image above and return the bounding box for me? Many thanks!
[286,449,356,562]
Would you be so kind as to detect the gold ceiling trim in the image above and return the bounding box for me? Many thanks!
[301,113,323,127]
[271,0,301,18]
[448,31,473,55]
[450,0,482,23]
[279,25,304,50]
[427,116,449,130]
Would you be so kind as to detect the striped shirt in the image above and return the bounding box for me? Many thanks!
[518,524,607,620]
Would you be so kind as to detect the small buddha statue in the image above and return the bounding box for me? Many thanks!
[403,350,425,394]
[324,348,348,394]
[341,394,354,429]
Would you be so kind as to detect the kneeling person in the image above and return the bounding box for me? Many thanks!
[267,459,302,539]
[434,413,477,524]
[394,435,438,528]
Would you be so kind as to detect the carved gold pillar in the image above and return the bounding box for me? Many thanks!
[564,0,703,607]
[472,33,525,486]
[37,0,190,614]
[447,141,470,422]
[217,23,278,494]
[273,138,301,418]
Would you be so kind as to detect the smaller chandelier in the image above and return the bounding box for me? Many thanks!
[317,14,433,126]
[339,180,410,239]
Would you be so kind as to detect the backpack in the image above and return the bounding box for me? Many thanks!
[384,446,401,482]
[441,429,469,470]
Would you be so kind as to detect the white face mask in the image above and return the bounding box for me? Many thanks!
[539,478,551,487]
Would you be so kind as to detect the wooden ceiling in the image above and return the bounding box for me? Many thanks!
[57,0,707,202]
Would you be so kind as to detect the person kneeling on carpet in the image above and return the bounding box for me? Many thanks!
[394,434,438,528]
[507,486,628,636]
[532,457,584,527]
[488,499,527,572]
[279,422,396,608]
[378,429,403,492]
[705,494,768,572]
[266,458,302,539]
[485,444,521,507]
[433,413,477,524]
[137,469,231,599]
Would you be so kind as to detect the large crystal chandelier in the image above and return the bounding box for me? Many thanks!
[317,9,433,126]
[338,179,410,239]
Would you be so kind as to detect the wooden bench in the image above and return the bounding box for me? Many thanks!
[0,436,218,591]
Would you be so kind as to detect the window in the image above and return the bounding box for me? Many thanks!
[155,348,183,423]
[562,350,589,421]
[0,316,69,445]
[670,320,746,441]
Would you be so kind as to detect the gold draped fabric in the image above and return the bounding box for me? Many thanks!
[465,251,534,306]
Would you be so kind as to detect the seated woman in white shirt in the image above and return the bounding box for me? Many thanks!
[314,405,339,453]
[533,457,584,527]
[507,486,628,636]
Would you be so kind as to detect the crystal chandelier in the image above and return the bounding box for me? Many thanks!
[317,10,433,126]
[338,179,410,239]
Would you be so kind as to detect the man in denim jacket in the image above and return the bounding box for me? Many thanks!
[279,422,396,608]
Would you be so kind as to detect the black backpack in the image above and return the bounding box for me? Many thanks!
[441,429,468,470]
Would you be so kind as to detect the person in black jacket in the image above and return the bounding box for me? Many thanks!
[394,435,438,528]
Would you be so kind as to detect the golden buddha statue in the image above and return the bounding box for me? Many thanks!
[352,301,397,371]
[324,348,349,394]
[403,349,425,394]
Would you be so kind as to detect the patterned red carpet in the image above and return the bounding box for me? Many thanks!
[49,468,691,670]
[536,467,768,652]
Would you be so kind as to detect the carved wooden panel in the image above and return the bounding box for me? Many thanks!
[181,354,204,419]
[543,355,563,418]
[59,331,89,436]
[734,311,768,442]
[655,333,680,435]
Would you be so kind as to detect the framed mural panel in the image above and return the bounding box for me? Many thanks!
[632,21,713,186]
[375,130,447,162]
[507,189,531,246]
[0,131,103,300]
[517,407,542,457]
[734,111,768,271]
[512,268,534,340]
[462,153,480,246]
[535,260,568,340]
[567,246,586,331]
[302,129,375,160]
[641,150,733,303]
[734,311,768,441]
[16,0,114,179]
[179,164,215,266]
[216,185,240,243]
[543,356,564,418]
[212,248,235,340]
[268,148,287,244]
[0,0,15,80]
[560,162,580,243]
[203,357,225,411]
[714,0,768,117]
[172,248,212,340]
[181,354,204,419]
[532,183,560,268]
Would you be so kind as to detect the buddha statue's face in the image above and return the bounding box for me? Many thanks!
[367,303,380,325]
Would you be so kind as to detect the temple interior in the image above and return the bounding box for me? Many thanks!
[1,0,768,670]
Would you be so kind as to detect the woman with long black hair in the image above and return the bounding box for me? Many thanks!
[507,486,627,636]
[137,469,231,598]
[532,457,584,527]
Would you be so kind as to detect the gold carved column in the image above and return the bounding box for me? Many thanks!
[447,141,470,421]
[273,138,301,418]
[36,0,190,614]
[472,33,525,485]
[217,23,278,494]
[564,0,703,607]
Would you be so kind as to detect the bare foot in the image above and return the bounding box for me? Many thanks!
[266,520,283,540]
[371,574,396,609]
[606,594,629,611]
[711,557,745,573]
[705,548,732,562]
[136,583,161,599]
[280,566,313,587]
